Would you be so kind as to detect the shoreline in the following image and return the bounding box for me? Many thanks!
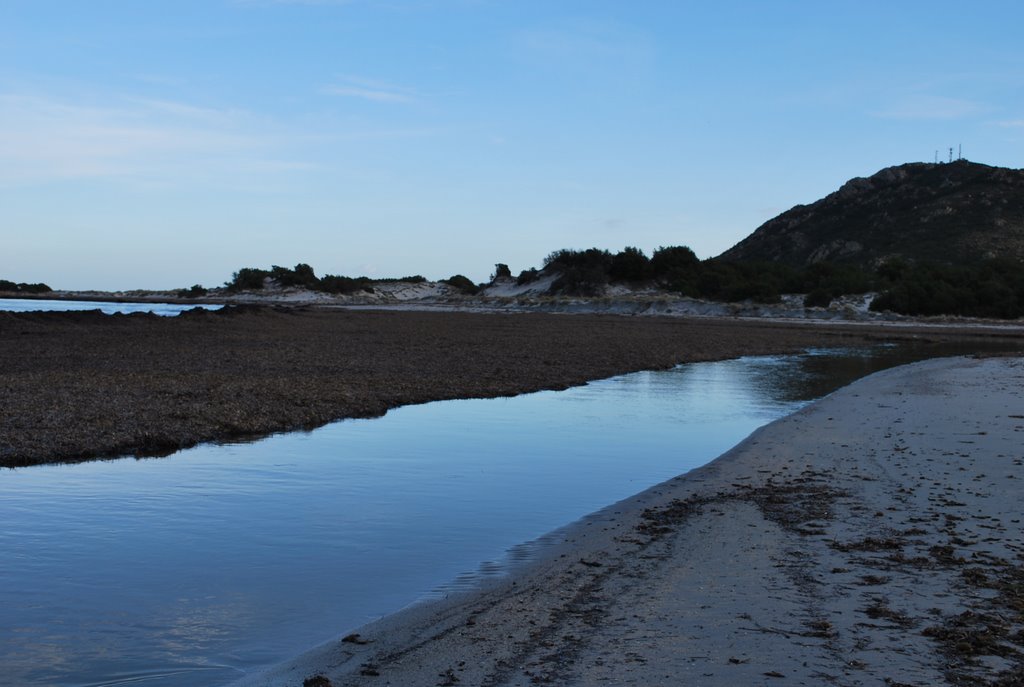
[2,308,1023,468]
[232,355,1024,686]
[9,288,1024,328]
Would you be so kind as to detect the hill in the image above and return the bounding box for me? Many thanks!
[719,160,1024,268]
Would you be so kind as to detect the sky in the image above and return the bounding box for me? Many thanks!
[2,1,1023,290]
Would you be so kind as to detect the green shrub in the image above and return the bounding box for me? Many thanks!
[516,268,540,285]
[549,266,609,296]
[544,249,613,296]
[226,263,383,294]
[269,263,318,288]
[318,274,374,294]
[176,284,208,298]
[877,257,910,282]
[21,283,51,293]
[870,259,1024,319]
[609,247,652,282]
[0,280,53,294]
[650,246,702,294]
[786,262,871,296]
[804,289,833,308]
[441,274,480,294]
[651,246,699,278]
[543,248,612,270]
[226,267,270,291]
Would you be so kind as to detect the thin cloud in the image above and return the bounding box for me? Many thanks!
[0,93,282,185]
[996,119,1024,128]
[231,0,354,6]
[124,97,245,123]
[133,73,188,87]
[510,20,654,73]
[0,91,436,187]
[321,85,414,103]
[321,76,418,104]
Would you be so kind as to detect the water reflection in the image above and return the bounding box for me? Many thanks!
[0,343,1008,687]
[759,340,1015,402]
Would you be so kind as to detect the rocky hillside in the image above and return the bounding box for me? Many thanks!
[719,160,1024,268]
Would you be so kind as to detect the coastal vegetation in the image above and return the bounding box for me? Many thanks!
[9,251,1024,322]
[176,284,208,298]
[517,245,1024,319]
[870,258,1024,319]
[535,246,872,305]
[0,279,51,294]
[226,264,374,294]
[224,263,429,295]
[212,247,1024,320]
[439,274,480,294]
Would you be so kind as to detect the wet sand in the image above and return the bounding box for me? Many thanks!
[2,306,1020,468]
[234,356,1024,686]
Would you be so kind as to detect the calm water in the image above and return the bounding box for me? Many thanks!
[0,298,221,316]
[0,344,989,686]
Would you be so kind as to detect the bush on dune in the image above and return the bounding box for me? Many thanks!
[225,267,270,291]
[441,274,480,294]
[516,268,540,285]
[0,279,53,294]
[317,274,374,294]
[543,248,614,296]
[225,263,376,294]
[176,284,208,298]
[608,247,653,283]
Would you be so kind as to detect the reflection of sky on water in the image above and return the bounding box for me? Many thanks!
[0,298,221,316]
[0,343,997,686]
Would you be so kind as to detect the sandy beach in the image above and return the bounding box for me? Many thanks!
[233,355,1024,686]
[2,307,1022,468]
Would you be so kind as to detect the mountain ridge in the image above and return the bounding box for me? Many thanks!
[719,160,1024,268]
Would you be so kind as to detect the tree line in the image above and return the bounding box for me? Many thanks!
[14,254,1022,320]
[223,264,428,295]
[219,248,1024,321]
[528,246,1024,319]
[533,246,872,304]
[0,280,52,294]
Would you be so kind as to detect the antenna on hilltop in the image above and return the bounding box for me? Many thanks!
[959,143,963,160]
[934,150,939,164]
[949,147,954,163]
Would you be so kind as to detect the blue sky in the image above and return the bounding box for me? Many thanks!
[2,1,1022,290]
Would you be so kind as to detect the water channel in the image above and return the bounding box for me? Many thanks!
[0,298,221,317]
[0,343,991,686]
